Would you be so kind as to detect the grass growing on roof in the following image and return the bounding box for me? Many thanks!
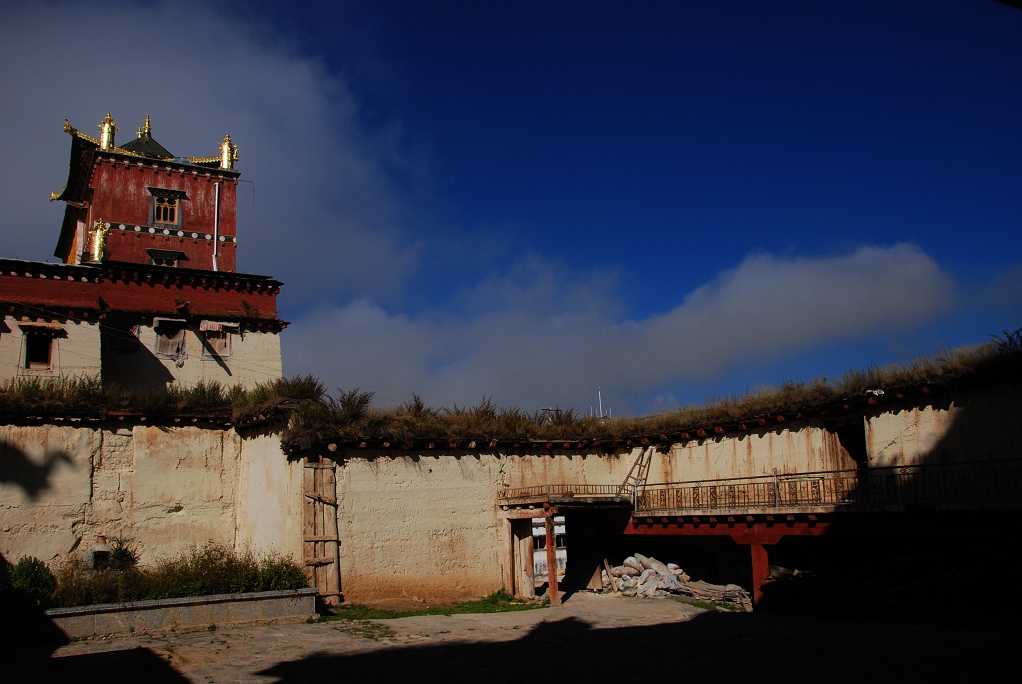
[2,333,1020,445]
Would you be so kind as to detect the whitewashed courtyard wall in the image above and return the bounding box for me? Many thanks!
[333,452,508,602]
[0,423,301,566]
[2,382,1019,602]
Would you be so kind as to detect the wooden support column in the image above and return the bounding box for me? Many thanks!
[502,519,516,598]
[545,513,560,606]
[750,543,770,607]
[523,524,535,598]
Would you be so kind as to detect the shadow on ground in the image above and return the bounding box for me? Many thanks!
[260,609,1012,683]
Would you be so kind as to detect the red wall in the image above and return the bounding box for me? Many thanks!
[2,270,279,321]
[88,157,238,272]
[0,273,99,311]
[98,277,279,319]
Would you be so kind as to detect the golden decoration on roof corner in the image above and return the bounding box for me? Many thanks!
[98,112,117,150]
[219,133,238,170]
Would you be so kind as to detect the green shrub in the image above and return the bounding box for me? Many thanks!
[10,557,57,608]
[256,554,311,591]
[109,537,139,572]
[52,555,93,607]
[46,542,309,607]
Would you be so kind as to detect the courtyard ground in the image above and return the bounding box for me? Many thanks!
[14,590,1018,683]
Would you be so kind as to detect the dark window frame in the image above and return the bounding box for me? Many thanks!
[147,188,188,228]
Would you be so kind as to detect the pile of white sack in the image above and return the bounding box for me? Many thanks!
[605,553,752,611]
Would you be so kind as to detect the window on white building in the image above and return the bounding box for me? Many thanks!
[199,320,239,358]
[154,318,187,362]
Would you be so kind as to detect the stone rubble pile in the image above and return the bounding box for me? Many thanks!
[604,553,752,612]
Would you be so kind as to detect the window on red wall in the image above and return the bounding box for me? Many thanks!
[148,188,188,227]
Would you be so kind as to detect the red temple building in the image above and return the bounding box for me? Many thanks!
[1,113,286,389]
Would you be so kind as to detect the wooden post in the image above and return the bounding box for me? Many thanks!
[545,513,560,606]
[502,519,515,598]
[751,543,769,607]
[523,523,535,598]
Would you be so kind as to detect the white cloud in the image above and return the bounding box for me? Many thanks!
[285,244,957,412]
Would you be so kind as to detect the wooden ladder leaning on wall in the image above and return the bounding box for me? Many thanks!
[303,456,341,601]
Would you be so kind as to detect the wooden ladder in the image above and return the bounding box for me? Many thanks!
[303,457,341,599]
[618,445,654,504]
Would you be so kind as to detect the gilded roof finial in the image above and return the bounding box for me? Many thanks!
[219,133,238,170]
[141,114,152,139]
[98,112,117,150]
[88,219,109,263]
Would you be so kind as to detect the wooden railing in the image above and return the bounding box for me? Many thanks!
[635,460,1022,513]
[501,484,629,500]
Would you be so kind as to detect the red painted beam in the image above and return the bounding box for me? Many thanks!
[625,518,830,545]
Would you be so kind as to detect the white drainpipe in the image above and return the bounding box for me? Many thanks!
[213,182,220,271]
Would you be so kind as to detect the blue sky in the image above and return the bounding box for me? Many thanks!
[2,1,1020,415]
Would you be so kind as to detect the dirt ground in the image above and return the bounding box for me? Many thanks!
[13,590,1019,683]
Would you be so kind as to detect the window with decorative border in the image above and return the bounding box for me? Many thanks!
[200,320,239,358]
[147,188,188,227]
[18,323,67,371]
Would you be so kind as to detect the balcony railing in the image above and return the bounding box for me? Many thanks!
[634,460,1022,513]
[501,484,630,500]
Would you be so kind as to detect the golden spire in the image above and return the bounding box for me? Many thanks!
[219,133,238,170]
[97,112,117,150]
[137,113,151,139]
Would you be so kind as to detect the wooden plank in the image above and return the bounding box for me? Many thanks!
[302,462,317,587]
[603,558,619,592]
[304,556,333,566]
[545,515,560,607]
[500,507,550,520]
[303,462,336,469]
[303,491,338,506]
[321,460,341,596]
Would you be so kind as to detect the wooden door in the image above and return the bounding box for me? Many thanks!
[303,457,341,599]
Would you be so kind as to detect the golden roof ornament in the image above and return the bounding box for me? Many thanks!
[137,113,152,139]
[219,133,238,170]
[88,219,109,263]
[98,112,117,150]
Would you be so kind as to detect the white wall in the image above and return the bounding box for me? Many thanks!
[0,316,101,384]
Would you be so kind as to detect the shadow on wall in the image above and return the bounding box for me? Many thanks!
[100,329,177,387]
[759,350,1022,624]
[0,438,73,499]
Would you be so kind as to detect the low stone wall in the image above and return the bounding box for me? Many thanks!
[44,587,319,639]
